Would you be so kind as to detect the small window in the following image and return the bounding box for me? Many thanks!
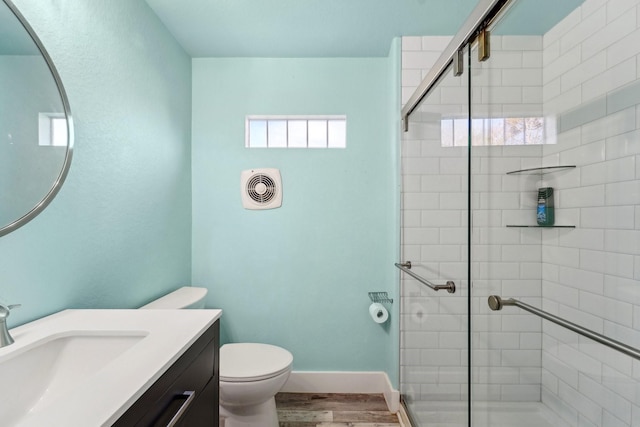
[246,115,346,148]
[39,113,67,147]
[441,117,545,147]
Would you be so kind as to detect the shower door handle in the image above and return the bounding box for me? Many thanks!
[394,262,456,293]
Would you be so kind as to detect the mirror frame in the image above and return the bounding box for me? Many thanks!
[1,0,74,237]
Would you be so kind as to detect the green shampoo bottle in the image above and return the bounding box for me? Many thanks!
[537,187,554,226]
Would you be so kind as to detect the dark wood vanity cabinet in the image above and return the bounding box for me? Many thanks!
[113,320,219,427]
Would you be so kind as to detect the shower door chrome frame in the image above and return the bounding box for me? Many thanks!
[401,0,511,132]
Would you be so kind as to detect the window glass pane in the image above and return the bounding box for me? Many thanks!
[288,120,307,148]
[483,118,492,146]
[249,120,267,148]
[505,118,525,145]
[471,118,484,146]
[525,117,544,144]
[267,120,287,147]
[308,120,327,148]
[488,118,505,146]
[327,120,346,148]
[51,118,68,147]
[441,119,453,147]
[453,118,468,147]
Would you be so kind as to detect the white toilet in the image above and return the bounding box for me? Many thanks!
[140,286,293,427]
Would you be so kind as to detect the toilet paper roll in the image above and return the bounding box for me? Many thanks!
[369,302,389,324]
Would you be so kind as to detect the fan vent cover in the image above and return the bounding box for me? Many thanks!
[241,168,282,210]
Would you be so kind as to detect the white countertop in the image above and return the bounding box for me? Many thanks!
[0,308,222,427]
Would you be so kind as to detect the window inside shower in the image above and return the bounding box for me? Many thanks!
[440,117,545,147]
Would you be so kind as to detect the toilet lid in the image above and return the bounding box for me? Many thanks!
[220,343,293,382]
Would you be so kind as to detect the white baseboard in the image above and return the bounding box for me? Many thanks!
[281,371,400,414]
[397,403,412,427]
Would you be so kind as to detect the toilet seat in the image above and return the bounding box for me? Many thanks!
[220,343,293,383]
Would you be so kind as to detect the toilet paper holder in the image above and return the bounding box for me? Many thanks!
[368,292,393,304]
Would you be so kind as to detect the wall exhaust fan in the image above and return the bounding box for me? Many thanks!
[240,168,282,210]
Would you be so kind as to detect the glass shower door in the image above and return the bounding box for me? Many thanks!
[467,22,548,424]
[467,1,557,422]
[400,48,471,426]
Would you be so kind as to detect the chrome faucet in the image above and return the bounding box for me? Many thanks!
[0,304,20,347]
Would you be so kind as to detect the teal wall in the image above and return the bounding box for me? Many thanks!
[0,0,192,326]
[192,53,400,383]
[1,0,402,385]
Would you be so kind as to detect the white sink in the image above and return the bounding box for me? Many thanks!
[0,308,221,427]
[0,333,146,425]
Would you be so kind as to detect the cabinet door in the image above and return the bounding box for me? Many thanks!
[173,377,218,426]
[114,320,219,427]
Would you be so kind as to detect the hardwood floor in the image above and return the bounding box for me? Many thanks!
[276,393,401,427]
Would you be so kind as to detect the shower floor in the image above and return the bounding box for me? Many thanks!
[406,401,570,427]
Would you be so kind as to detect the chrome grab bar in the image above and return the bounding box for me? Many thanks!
[488,295,640,361]
[395,261,456,293]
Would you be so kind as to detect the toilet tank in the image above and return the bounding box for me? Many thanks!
[139,286,207,309]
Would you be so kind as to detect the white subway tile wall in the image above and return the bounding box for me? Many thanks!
[401,0,640,424]
[540,0,640,425]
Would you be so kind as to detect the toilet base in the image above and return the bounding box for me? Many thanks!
[219,397,279,427]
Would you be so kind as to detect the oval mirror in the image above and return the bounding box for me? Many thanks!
[0,0,73,237]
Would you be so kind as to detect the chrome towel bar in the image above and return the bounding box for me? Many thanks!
[395,262,456,293]
[488,295,640,361]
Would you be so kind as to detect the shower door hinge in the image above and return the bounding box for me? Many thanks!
[478,29,490,62]
[453,49,464,77]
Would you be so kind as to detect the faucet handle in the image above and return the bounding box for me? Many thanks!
[0,304,19,347]
[0,304,20,319]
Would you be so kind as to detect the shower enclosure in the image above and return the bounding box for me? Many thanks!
[399,0,640,426]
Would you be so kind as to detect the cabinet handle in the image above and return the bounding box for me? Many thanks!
[166,391,196,427]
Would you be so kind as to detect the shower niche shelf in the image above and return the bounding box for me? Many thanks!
[506,165,576,175]
[505,165,576,228]
[506,225,575,228]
